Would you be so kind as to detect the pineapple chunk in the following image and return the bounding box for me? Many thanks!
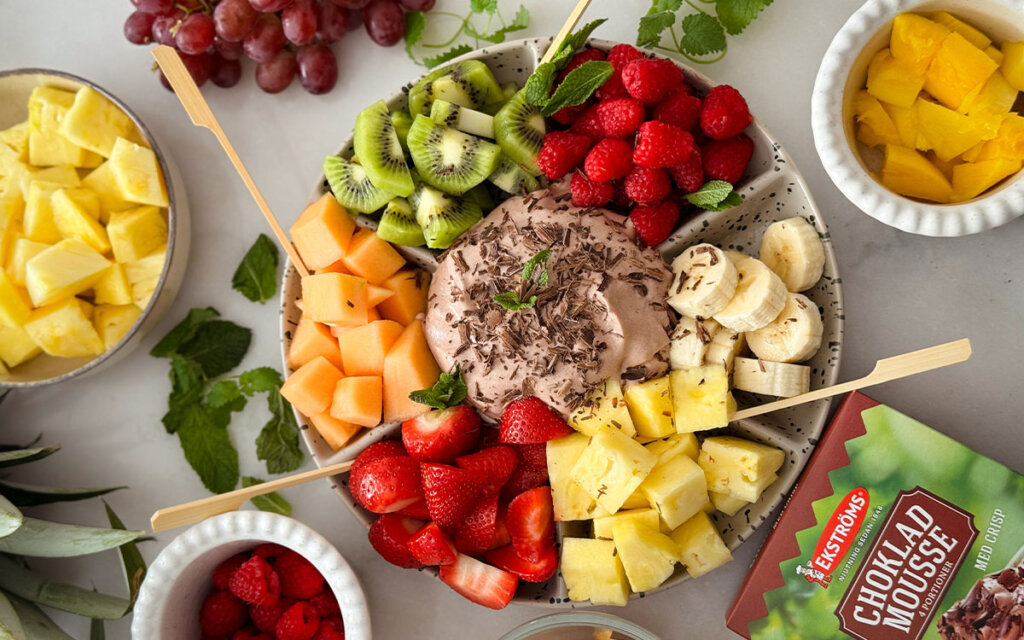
[109,138,168,207]
[624,376,675,439]
[81,162,131,222]
[619,489,651,511]
[18,166,79,205]
[106,206,167,263]
[27,87,102,168]
[93,304,141,350]
[93,263,133,306]
[569,379,637,437]
[51,188,109,254]
[638,454,709,530]
[570,426,657,514]
[612,520,680,593]
[670,365,735,433]
[25,238,111,307]
[7,238,49,285]
[592,508,661,540]
[560,538,630,606]
[24,181,70,243]
[0,121,30,162]
[0,324,41,368]
[59,87,137,157]
[547,433,609,521]
[0,192,24,265]
[670,511,733,578]
[645,433,699,462]
[710,490,749,516]
[25,298,104,358]
[0,272,32,329]
[698,436,785,503]
[123,248,166,309]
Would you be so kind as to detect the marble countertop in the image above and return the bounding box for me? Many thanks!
[2,1,1022,637]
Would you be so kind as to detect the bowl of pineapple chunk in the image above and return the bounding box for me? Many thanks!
[0,69,189,387]
[812,0,1024,236]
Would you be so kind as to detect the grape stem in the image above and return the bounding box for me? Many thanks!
[405,1,531,65]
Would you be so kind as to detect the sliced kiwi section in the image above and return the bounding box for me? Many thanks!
[376,198,425,247]
[430,100,495,139]
[463,183,495,212]
[488,154,540,195]
[354,100,414,198]
[494,89,545,176]
[408,60,504,116]
[323,155,395,214]
[416,185,483,250]
[390,109,414,154]
[407,114,502,195]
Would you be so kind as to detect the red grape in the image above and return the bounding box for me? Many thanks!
[213,0,257,42]
[249,0,295,11]
[330,0,370,7]
[256,49,297,93]
[363,0,404,47]
[137,0,174,14]
[314,0,350,43]
[282,0,317,45]
[180,51,213,86]
[124,10,156,44]
[347,7,363,30]
[243,13,286,63]
[176,13,215,55]
[211,56,243,88]
[151,10,184,46]
[296,43,338,94]
[159,71,173,92]
[214,35,244,60]
[398,0,434,9]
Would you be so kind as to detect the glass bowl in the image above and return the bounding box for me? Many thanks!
[499,612,663,640]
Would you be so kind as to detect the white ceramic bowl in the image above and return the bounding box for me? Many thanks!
[0,69,190,387]
[132,511,371,640]
[812,0,1024,236]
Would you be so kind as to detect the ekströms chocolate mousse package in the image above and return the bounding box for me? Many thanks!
[727,392,1024,640]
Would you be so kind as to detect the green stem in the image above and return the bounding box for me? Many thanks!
[677,46,728,64]
[669,24,681,51]
[420,11,470,48]
[684,0,704,13]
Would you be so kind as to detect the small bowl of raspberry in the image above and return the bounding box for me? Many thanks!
[131,511,370,640]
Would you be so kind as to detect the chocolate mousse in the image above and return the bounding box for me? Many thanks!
[938,557,1024,640]
[424,187,674,420]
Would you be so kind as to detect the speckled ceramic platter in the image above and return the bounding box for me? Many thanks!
[280,37,844,607]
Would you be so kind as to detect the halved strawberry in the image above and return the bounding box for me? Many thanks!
[439,554,518,610]
[402,405,481,463]
[506,487,555,562]
[350,440,407,477]
[500,464,549,502]
[493,507,511,548]
[406,522,458,566]
[499,397,573,444]
[397,498,430,520]
[420,463,484,532]
[515,443,547,468]
[485,544,558,583]
[456,446,519,498]
[348,455,423,514]
[454,495,499,554]
[367,514,425,569]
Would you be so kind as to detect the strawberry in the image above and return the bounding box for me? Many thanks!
[485,544,558,583]
[500,464,549,501]
[629,200,680,247]
[456,445,519,498]
[633,120,694,169]
[406,521,458,565]
[397,498,431,520]
[669,147,705,193]
[349,454,423,514]
[516,443,547,468]
[621,57,682,105]
[654,86,702,132]
[492,507,511,548]
[700,84,753,140]
[454,494,499,554]
[568,103,605,140]
[349,440,407,479]
[597,98,645,139]
[570,171,614,208]
[439,554,518,610]
[584,138,634,182]
[557,48,606,82]
[702,133,754,184]
[480,426,502,447]
[536,131,592,180]
[367,514,425,568]
[401,405,481,463]
[624,167,671,205]
[506,487,555,562]
[420,463,484,532]
[499,397,574,444]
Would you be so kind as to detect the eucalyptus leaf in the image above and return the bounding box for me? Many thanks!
[0,591,26,640]
[0,518,142,558]
[6,597,73,640]
[0,446,60,468]
[0,556,131,619]
[0,480,125,507]
[104,501,146,609]
[0,495,23,538]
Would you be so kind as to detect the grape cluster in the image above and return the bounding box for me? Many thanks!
[124,0,436,95]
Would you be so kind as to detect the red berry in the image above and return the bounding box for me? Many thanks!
[624,167,672,205]
[597,98,645,139]
[499,397,574,444]
[308,591,340,619]
[252,543,289,563]
[596,71,630,101]
[570,171,615,208]
[367,514,425,568]
[536,131,592,180]
[557,48,606,82]
[703,134,754,184]
[568,104,605,140]
[455,445,519,498]
[233,628,273,640]
[669,147,705,193]
[506,487,555,562]
[275,550,326,600]
[454,494,500,554]
[213,552,249,590]
[397,498,431,520]
[611,179,631,209]
[584,138,634,182]
[630,200,680,247]
[350,440,407,477]
[500,464,549,501]
[402,405,481,463]
[700,85,753,140]
[420,463,484,532]
[249,599,291,633]
[516,443,547,468]
[200,591,248,637]
[275,601,320,640]
[551,102,590,126]
[439,554,518,610]
[348,454,423,514]
[407,521,459,565]
[229,556,281,607]
[621,58,682,105]
[633,120,694,169]
[654,86,702,132]
[312,617,347,640]
[607,43,644,71]
[485,544,559,583]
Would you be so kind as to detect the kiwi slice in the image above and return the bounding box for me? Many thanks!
[376,198,425,247]
[323,155,395,214]
[480,82,522,115]
[488,154,540,195]
[463,183,495,212]
[494,89,545,176]
[408,60,504,116]
[353,101,414,198]
[390,109,413,154]
[430,99,495,139]
[406,114,502,195]
[416,185,483,249]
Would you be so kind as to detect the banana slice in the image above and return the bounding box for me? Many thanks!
[732,357,810,397]
[670,316,720,369]
[667,244,738,319]
[746,293,822,363]
[759,217,826,292]
[724,249,747,264]
[705,327,746,373]
[713,256,787,332]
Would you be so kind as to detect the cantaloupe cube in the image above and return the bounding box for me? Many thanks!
[81,162,131,222]
[24,297,104,358]
[93,262,133,306]
[382,320,440,423]
[59,87,137,158]
[915,99,987,161]
[924,32,998,110]
[866,48,925,107]
[7,238,49,286]
[366,284,394,308]
[366,307,382,322]
[340,227,406,284]
[330,376,382,427]
[51,188,109,254]
[301,272,368,326]
[0,323,41,368]
[1002,41,1024,90]
[929,11,991,49]
[377,268,429,325]
[951,158,1022,201]
[0,193,24,266]
[336,319,403,376]
[24,181,67,243]
[853,91,901,147]
[123,249,165,309]
[308,411,361,451]
[280,355,344,418]
[106,205,167,263]
[0,121,30,163]
[889,13,950,74]
[881,145,953,202]
[290,193,356,270]
[108,137,168,207]
[977,114,1024,161]
[287,314,343,371]
[25,238,111,307]
[317,260,351,275]
[93,303,141,349]
[0,272,32,329]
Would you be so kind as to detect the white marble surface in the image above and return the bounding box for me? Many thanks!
[2,1,1023,638]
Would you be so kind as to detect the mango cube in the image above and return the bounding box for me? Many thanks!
[930,11,991,49]
[924,32,998,110]
[670,365,735,433]
[569,378,636,438]
[867,48,925,107]
[977,115,1024,161]
[917,98,991,161]
[547,433,609,521]
[951,158,1022,201]
[25,238,111,307]
[698,436,785,503]
[81,162,131,221]
[624,376,675,439]
[639,454,710,530]
[0,271,32,328]
[881,102,930,150]
[881,144,953,202]
[670,512,733,578]
[7,238,49,285]
[51,188,109,254]
[0,324,41,368]
[93,303,141,350]
[108,137,168,207]
[25,298,104,358]
[93,262,133,306]
[710,490,749,516]
[612,520,680,593]
[123,248,166,309]
[593,508,661,540]
[570,426,657,514]
[853,91,902,147]
[645,433,700,462]
[105,205,167,263]
[961,72,1018,116]
[560,538,630,606]
[1001,41,1024,90]
[889,13,950,74]
[59,87,138,157]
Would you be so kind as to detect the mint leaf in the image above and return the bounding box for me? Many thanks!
[163,356,205,434]
[425,44,474,69]
[524,62,557,106]
[700,190,743,211]
[240,367,283,395]
[521,248,551,282]
[550,19,607,69]
[232,234,279,304]
[493,292,538,310]
[541,60,613,116]
[409,365,467,409]
[207,380,243,409]
[177,405,239,494]
[256,393,303,475]
[177,320,252,379]
[471,0,498,13]
[680,12,727,56]
[637,11,676,48]
[404,10,426,60]
[685,180,742,210]
[650,0,683,11]
[242,477,292,516]
[716,0,766,35]
[469,5,529,43]
[150,307,220,358]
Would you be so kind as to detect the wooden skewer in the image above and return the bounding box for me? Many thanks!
[151,459,353,533]
[152,45,310,278]
[539,0,594,65]
[733,338,972,421]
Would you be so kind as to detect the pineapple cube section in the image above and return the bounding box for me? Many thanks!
[670,511,733,578]
[81,162,131,221]
[546,433,609,521]
[710,490,749,517]
[0,324,42,368]
[570,426,658,514]
[568,378,637,437]
[645,433,700,462]
[51,188,109,254]
[698,436,785,503]
[59,87,138,158]
[0,121,30,163]
[0,193,24,266]
[109,138,168,207]
[7,238,49,286]
[624,376,675,439]
[124,248,166,309]
[24,298,104,358]
[669,365,735,433]
[27,87,101,168]
[25,238,111,307]
[592,508,661,539]
[93,263,133,306]
[560,537,630,607]
[106,206,167,263]
[24,181,67,244]
[0,272,32,329]
[638,454,710,530]
[93,304,141,350]
[612,520,681,593]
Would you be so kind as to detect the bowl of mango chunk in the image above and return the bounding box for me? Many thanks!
[0,70,189,387]
[813,0,1024,236]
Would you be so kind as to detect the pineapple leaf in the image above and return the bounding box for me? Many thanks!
[0,495,23,538]
[0,590,27,639]
[6,595,74,639]
[0,556,131,619]
[90,618,104,640]
[0,518,142,558]
[104,501,146,610]
[0,480,125,507]
[0,446,60,468]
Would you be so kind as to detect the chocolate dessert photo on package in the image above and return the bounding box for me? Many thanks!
[728,393,1024,640]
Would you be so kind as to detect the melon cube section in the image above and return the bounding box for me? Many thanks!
[25,238,111,307]
[560,537,630,606]
[59,87,137,157]
[289,194,356,270]
[376,268,429,325]
[93,303,141,349]
[287,314,343,371]
[108,137,168,207]
[670,511,733,578]
[308,411,361,451]
[24,298,104,358]
[365,284,394,308]
[106,206,167,263]
[382,320,440,423]
[340,227,406,284]
[301,272,368,326]
[280,355,344,418]
[336,319,403,376]
[0,324,41,368]
[330,376,382,427]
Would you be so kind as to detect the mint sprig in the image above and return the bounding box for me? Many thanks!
[493,248,552,311]
[685,180,743,211]
[410,365,468,409]
[524,19,609,113]
[232,233,279,304]
[636,0,771,64]
[404,2,530,67]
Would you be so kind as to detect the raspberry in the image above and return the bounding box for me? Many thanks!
[669,147,705,193]
[276,602,321,640]
[597,98,645,139]
[607,43,644,71]
[229,556,281,607]
[550,101,590,126]
[249,599,291,633]
[611,179,630,209]
[568,104,605,140]
[700,84,753,140]
[570,171,614,207]
[200,591,248,637]
[584,138,634,182]
[557,48,606,82]
[536,131,592,180]
[595,72,630,101]
[630,200,680,247]
[621,58,683,105]
[275,550,326,600]
[633,121,694,169]
[624,167,671,205]
[252,543,289,563]
[233,628,273,640]
[312,618,347,640]
[213,552,249,590]
[703,134,754,184]
[654,86,702,132]
[309,590,340,618]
